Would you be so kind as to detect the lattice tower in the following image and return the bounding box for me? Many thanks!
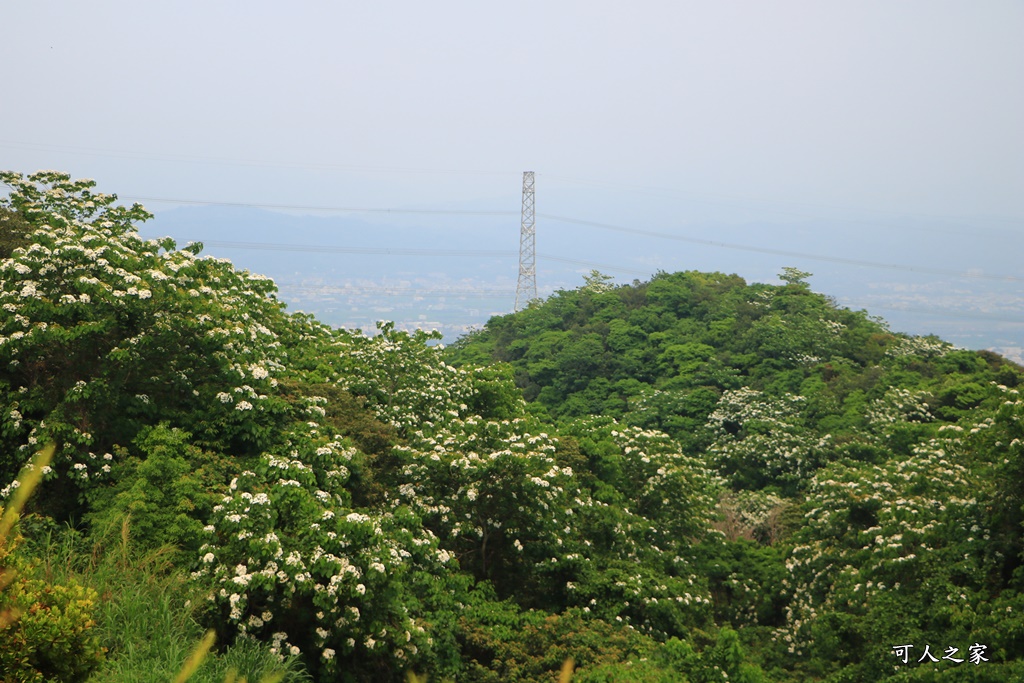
[514,171,536,311]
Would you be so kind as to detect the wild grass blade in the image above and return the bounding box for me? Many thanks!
[0,443,55,547]
[1,444,56,632]
[172,629,217,683]
[558,658,575,683]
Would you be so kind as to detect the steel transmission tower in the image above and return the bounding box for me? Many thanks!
[514,171,536,312]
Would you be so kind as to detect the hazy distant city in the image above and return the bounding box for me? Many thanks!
[140,202,1024,363]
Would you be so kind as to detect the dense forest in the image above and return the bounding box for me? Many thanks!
[2,171,1024,682]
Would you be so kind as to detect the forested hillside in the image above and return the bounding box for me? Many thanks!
[2,171,1024,682]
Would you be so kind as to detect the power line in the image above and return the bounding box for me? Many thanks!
[115,194,1022,284]
[125,195,517,216]
[538,255,650,277]
[123,192,1023,284]
[8,166,1020,330]
[107,193,1019,285]
[543,173,1024,231]
[203,241,514,258]
[8,139,1018,229]
[538,213,1024,284]
[276,282,516,298]
[197,239,651,276]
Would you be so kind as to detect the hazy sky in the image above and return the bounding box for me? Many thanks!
[3,1,1022,222]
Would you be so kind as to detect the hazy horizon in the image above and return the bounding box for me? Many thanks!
[3,2,1021,356]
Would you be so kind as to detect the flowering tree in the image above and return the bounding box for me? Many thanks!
[0,171,295,511]
[553,417,717,638]
[331,322,523,434]
[389,416,577,588]
[770,426,998,678]
[705,387,831,492]
[0,172,471,679]
[194,419,467,679]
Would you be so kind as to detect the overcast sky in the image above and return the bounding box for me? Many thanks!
[2,1,1022,222]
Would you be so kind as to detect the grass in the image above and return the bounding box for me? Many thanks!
[28,519,311,683]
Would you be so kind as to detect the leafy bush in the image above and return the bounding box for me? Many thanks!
[0,445,104,682]
[192,419,466,681]
[84,424,238,556]
[0,548,105,682]
[456,596,656,682]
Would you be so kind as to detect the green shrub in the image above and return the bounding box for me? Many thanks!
[85,424,236,556]
[0,548,105,682]
[457,597,656,682]
[0,445,104,682]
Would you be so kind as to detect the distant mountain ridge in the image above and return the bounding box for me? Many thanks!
[141,204,1024,358]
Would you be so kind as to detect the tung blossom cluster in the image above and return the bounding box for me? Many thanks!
[773,427,991,657]
[0,170,292,484]
[194,419,451,673]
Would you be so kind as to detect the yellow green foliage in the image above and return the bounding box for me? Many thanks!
[0,445,104,682]
[0,546,105,682]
